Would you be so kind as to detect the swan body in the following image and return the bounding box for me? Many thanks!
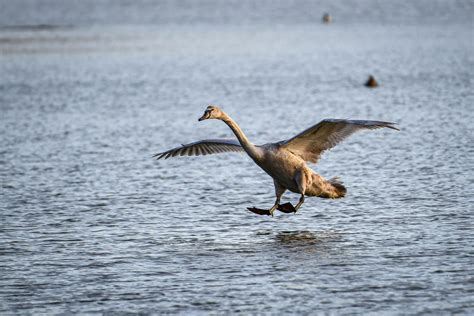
[155,106,399,216]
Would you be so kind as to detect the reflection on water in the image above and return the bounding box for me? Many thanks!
[1,0,473,314]
[275,230,342,248]
[273,230,345,258]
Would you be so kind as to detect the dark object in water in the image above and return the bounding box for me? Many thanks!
[365,75,378,88]
[322,13,332,24]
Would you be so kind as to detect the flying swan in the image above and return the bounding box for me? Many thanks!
[155,106,399,216]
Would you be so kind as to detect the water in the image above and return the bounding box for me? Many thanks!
[1,0,473,314]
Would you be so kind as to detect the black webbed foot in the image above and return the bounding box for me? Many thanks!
[277,203,297,213]
[247,207,272,216]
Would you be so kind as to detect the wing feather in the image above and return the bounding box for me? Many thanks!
[200,144,210,155]
[281,119,399,163]
[154,139,244,160]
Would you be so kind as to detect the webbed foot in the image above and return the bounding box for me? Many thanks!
[247,207,272,216]
[277,202,297,213]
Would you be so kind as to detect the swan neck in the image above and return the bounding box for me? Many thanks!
[221,114,261,160]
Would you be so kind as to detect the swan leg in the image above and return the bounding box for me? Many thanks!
[247,201,279,216]
[278,194,304,213]
[293,169,310,213]
[273,180,297,213]
[271,180,286,215]
[295,194,305,210]
[247,180,286,216]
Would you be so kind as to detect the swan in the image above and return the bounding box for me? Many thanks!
[155,106,399,216]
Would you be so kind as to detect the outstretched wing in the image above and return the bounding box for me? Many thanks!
[281,119,399,163]
[154,139,244,160]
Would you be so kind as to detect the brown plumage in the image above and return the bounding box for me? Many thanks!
[155,106,399,216]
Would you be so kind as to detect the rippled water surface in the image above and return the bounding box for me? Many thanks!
[1,0,473,314]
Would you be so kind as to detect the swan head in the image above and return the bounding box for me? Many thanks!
[198,105,224,121]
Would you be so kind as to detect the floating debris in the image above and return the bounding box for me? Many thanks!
[365,75,379,88]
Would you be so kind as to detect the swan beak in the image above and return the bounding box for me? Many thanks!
[198,112,209,121]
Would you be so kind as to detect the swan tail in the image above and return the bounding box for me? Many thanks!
[327,177,346,198]
[307,174,347,198]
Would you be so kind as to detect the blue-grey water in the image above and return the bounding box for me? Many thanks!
[1,0,473,314]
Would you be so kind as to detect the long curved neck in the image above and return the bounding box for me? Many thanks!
[221,113,262,161]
